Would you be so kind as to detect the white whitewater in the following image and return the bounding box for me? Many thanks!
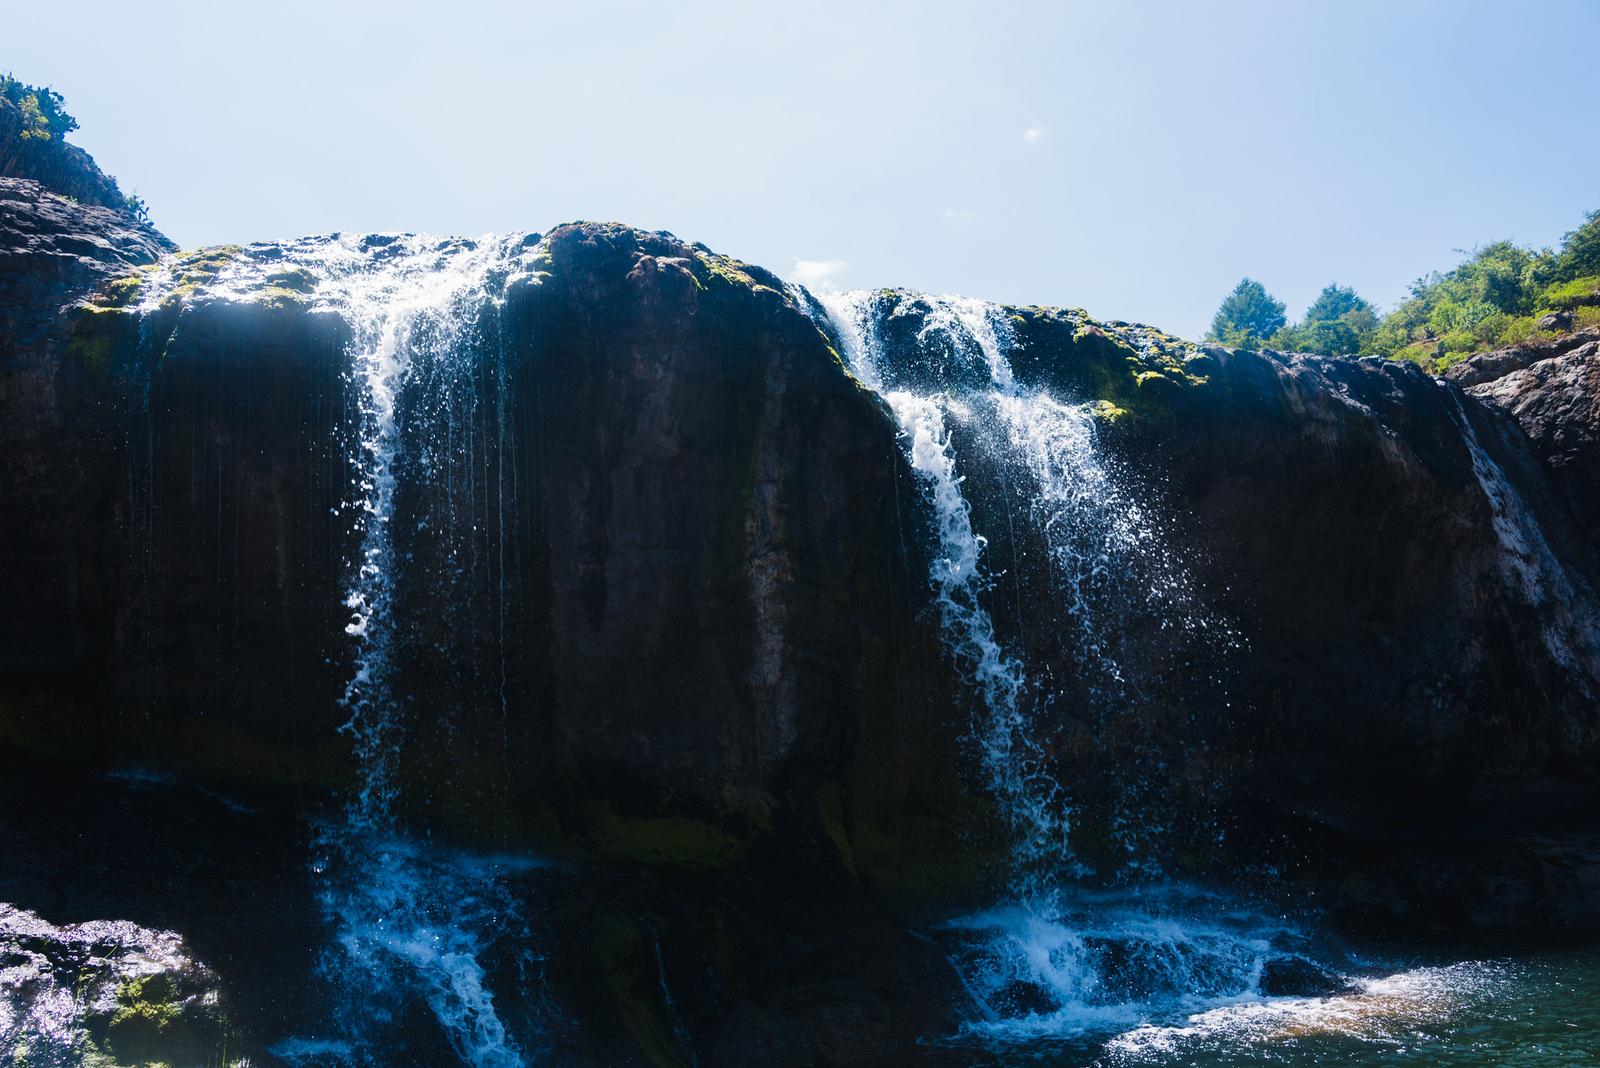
[139,235,550,1067]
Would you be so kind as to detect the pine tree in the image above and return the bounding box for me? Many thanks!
[1207,278,1287,347]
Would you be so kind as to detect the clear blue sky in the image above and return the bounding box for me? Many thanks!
[11,0,1600,338]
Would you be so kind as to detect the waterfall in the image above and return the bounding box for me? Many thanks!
[820,290,1067,891]
[134,234,554,1066]
[1444,388,1600,679]
[881,387,1068,889]
[805,287,1291,1041]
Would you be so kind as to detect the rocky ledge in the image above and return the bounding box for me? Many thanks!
[1448,328,1600,530]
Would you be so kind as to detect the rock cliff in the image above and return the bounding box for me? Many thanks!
[5,180,1600,1063]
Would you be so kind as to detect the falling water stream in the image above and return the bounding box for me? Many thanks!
[136,235,558,1066]
[809,288,1362,1048]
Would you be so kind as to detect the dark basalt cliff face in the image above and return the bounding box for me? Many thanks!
[5,184,1599,894]
[4,184,1600,1060]
[0,178,171,683]
[1113,348,1600,926]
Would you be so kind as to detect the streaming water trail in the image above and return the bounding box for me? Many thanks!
[138,235,552,1066]
[1443,387,1600,677]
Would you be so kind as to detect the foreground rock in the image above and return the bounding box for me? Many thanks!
[0,903,229,1066]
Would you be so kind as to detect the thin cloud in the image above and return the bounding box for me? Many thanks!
[1024,127,1045,143]
[791,258,847,291]
[942,208,979,221]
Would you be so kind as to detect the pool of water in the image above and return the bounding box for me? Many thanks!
[2,761,1596,1065]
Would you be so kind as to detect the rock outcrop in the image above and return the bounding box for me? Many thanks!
[4,187,1599,896]
[0,178,171,691]
[0,94,136,211]
[1449,329,1600,531]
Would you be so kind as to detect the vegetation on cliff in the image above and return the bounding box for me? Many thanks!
[0,75,147,219]
[1209,205,1600,370]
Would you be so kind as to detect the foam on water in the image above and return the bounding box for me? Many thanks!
[1099,960,1509,1064]
[299,836,549,1068]
[940,886,1323,1044]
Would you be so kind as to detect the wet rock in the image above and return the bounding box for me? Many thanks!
[1259,956,1349,997]
[989,979,1058,1018]
[0,903,229,1066]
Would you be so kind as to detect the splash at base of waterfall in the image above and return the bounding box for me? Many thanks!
[276,834,558,1067]
[938,884,1335,1044]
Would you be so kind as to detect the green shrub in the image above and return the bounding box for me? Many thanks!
[0,73,78,140]
[1493,314,1544,347]
[1541,275,1600,310]
[1552,209,1600,283]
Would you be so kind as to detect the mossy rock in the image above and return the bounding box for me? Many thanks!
[591,810,748,872]
[93,971,231,1068]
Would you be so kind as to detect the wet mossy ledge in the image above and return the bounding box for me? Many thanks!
[74,224,1214,436]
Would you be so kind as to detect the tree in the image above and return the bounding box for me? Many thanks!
[1207,278,1287,347]
[1303,283,1374,326]
[1276,283,1379,355]
[1553,209,1600,283]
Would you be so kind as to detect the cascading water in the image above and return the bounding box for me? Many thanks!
[808,287,1306,1042]
[1443,388,1600,678]
[134,235,556,1066]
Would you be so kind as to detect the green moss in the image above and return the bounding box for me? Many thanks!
[65,328,117,374]
[251,267,318,311]
[693,251,780,296]
[254,285,312,312]
[594,915,691,1068]
[264,266,316,293]
[1091,399,1131,424]
[591,809,747,871]
[108,975,182,1034]
[816,782,858,878]
[157,244,243,307]
[89,266,156,310]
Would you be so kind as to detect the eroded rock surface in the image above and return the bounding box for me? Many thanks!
[1449,330,1600,530]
